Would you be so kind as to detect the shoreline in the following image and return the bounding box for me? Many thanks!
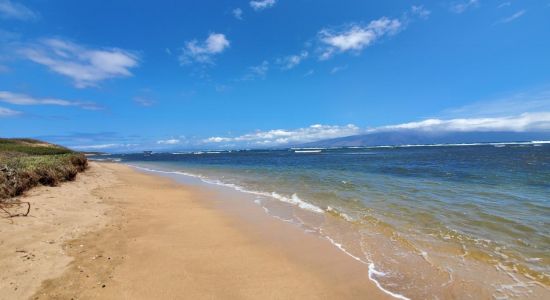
[1,162,391,299]
[124,162,550,299]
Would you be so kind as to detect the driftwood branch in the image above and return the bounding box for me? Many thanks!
[0,201,31,218]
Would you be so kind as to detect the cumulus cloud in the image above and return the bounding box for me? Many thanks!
[20,38,139,88]
[157,138,181,145]
[0,106,21,117]
[377,112,550,133]
[71,143,138,150]
[450,0,479,14]
[276,51,308,70]
[204,124,360,146]
[0,0,38,21]
[318,17,402,60]
[495,10,526,24]
[179,33,230,65]
[250,0,276,11]
[232,8,243,20]
[0,91,101,110]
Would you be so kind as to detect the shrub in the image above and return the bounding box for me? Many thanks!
[0,139,88,200]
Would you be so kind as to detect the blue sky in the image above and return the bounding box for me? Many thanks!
[0,0,549,151]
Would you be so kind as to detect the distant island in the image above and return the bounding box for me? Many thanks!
[298,131,550,148]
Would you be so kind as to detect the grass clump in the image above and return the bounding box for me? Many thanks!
[0,138,87,200]
[0,138,73,155]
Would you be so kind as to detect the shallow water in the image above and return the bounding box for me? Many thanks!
[97,143,550,299]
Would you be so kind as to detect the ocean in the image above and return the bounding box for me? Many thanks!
[95,142,550,299]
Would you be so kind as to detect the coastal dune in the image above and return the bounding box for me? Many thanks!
[1,162,390,299]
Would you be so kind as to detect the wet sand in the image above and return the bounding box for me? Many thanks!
[1,162,390,300]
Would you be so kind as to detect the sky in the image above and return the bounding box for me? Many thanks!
[0,0,549,151]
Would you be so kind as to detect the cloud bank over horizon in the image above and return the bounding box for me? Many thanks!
[375,112,550,133]
[203,124,361,146]
[201,112,550,148]
[65,111,550,151]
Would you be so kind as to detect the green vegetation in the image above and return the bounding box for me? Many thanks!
[0,138,87,200]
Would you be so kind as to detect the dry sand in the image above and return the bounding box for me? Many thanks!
[1,162,390,300]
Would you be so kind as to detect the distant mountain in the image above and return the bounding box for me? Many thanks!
[298,131,550,148]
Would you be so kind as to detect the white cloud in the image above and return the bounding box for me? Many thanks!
[241,60,269,80]
[0,0,38,21]
[318,17,402,60]
[330,65,347,74]
[377,112,550,132]
[411,5,431,19]
[496,9,526,24]
[276,51,308,70]
[0,106,21,117]
[497,2,511,9]
[250,0,276,11]
[179,33,230,65]
[71,143,138,150]
[450,0,479,14]
[204,124,360,146]
[20,38,139,88]
[232,8,243,20]
[0,91,101,110]
[203,136,233,143]
[157,138,181,145]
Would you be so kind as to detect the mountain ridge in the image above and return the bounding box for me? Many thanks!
[298,131,550,148]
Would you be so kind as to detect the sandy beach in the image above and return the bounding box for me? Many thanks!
[0,162,390,300]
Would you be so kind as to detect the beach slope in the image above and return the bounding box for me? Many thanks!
[1,162,389,300]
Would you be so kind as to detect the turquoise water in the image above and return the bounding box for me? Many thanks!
[99,143,550,298]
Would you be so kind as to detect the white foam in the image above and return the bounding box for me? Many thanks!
[368,263,412,300]
[326,206,354,222]
[290,147,326,150]
[128,164,325,214]
[526,257,542,262]
[317,229,411,300]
